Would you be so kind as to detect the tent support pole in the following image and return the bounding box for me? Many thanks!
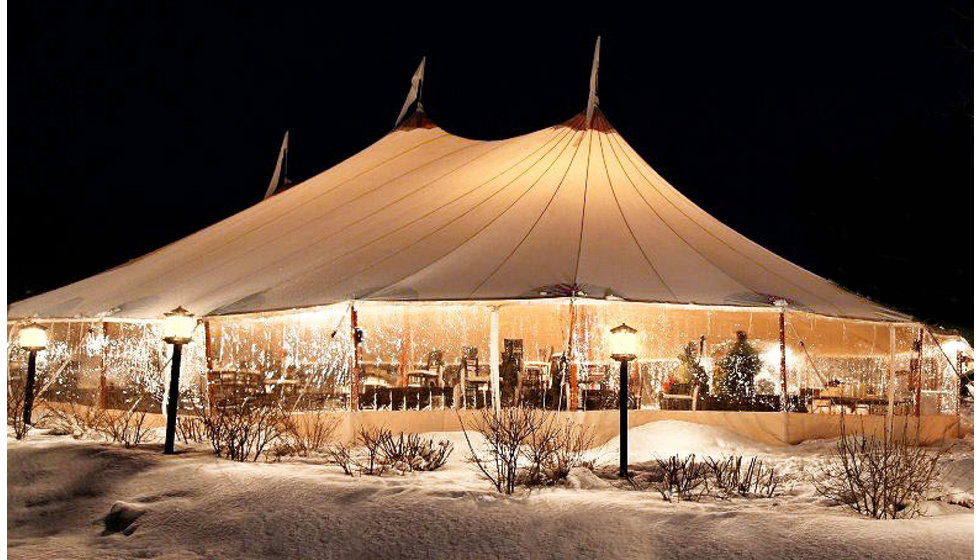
[399,312,411,388]
[567,300,579,412]
[203,320,215,408]
[915,327,924,418]
[489,306,501,415]
[99,321,109,409]
[778,310,790,443]
[779,309,788,410]
[350,304,360,411]
[886,324,896,441]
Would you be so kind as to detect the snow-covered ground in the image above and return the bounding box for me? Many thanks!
[8,421,974,560]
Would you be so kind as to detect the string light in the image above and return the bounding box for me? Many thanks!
[7,304,963,415]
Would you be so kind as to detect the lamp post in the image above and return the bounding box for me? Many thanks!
[773,299,789,411]
[162,307,196,455]
[610,323,637,478]
[17,322,48,426]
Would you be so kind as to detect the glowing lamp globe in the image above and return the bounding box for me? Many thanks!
[609,323,638,362]
[162,307,196,345]
[18,322,48,351]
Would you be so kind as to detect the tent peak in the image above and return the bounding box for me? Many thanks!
[394,106,438,131]
[394,57,427,128]
[565,108,614,132]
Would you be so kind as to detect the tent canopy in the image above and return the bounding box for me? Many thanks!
[9,109,908,322]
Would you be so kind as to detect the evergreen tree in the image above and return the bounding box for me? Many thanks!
[714,331,761,398]
[677,341,709,394]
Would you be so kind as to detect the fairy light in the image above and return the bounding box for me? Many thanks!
[7,304,967,416]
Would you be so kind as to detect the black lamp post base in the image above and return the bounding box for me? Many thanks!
[163,343,183,455]
[617,358,630,478]
[23,350,38,426]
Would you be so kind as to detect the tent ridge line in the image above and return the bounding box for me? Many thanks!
[347,119,586,301]
[603,129,756,297]
[155,136,493,307]
[608,132,854,317]
[240,125,576,302]
[463,126,590,298]
[79,131,461,300]
[571,129,594,288]
[598,130,680,300]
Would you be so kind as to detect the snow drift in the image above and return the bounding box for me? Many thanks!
[6,421,973,559]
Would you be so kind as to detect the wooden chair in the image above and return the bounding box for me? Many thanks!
[459,347,492,408]
[659,383,700,411]
[407,349,444,388]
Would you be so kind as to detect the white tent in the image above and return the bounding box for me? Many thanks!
[9,107,907,322]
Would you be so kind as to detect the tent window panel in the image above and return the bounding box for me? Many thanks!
[498,301,571,409]
[208,309,351,411]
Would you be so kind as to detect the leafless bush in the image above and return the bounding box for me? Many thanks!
[95,404,154,448]
[326,442,359,476]
[7,369,51,440]
[380,432,454,473]
[356,426,393,475]
[814,422,948,519]
[280,412,341,456]
[195,399,287,462]
[37,398,155,449]
[458,406,553,494]
[39,402,107,439]
[7,399,31,440]
[522,416,595,486]
[414,437,454,472]
[705,455,783,498]
[650,454,709,502]
[266,440,299,462]
[177,415,207,444]
[541,420,594,483]
[324,429,453,476]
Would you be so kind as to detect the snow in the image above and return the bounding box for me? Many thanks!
[588,419,775,464]
[7,420,973,559]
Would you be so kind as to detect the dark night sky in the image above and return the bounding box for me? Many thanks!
[9,3,973,338]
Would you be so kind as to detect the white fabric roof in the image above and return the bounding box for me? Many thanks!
[9,110,909,321]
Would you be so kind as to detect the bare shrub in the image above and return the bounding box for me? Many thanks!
[651,454,709,502]
[458,406,550,494]
[326,442,358,476]
[814,422,948,519]
[7,400,32,440]
[705,455,783,498]
[39,401,107,439]
[96,405,154,448]
[521,416,595,487]
[196,399,287,462]
[280,412,341,457]
[378,430,413,474]
[324,429,453,476]
[380,432,454,473]
[266,440,299,463]
[38,399,154,449]
[356,426,393,475]
[520,414,559,487]
[177,416,207,444]
[414,437,454,472]
[7,368,51,440]
[541,420,594,483]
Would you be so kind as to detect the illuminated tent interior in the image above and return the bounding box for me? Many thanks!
[7,52,969,421]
